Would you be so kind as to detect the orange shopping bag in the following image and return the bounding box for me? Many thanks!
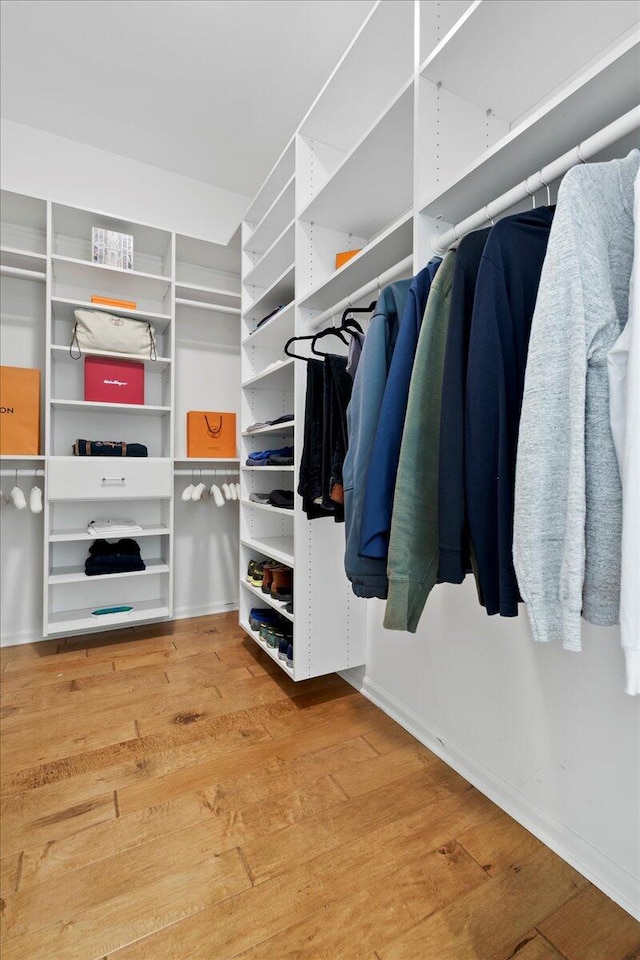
[187,411,236,458]
[0,366,40,455]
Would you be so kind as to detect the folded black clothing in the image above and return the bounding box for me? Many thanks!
[268,490,294,509]
[255,305,285,331]
[269,414,294,425]
[85,538,145,576]
[87,538,142,557]
[267,454,294,466]
[73,440,148,457]
[85,558,146,576]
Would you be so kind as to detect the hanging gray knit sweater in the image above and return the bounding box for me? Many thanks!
[513,150,639,650]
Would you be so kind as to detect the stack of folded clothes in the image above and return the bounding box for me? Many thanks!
[85,539,146,576]
[73,440,148,457]
[246,446,294,467]
[245,414,294,433]
[87,519,143,537]
[249,490,294,509]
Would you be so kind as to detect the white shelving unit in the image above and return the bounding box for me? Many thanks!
[1,188,241,639]
[239,0,639,685]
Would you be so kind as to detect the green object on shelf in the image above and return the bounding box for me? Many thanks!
[91,605,133,616]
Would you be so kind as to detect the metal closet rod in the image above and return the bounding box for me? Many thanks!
[308,254,414,331]
[174,469,239,477]
[431,106,640,255]
[0,469,45,478]
[0,265,46,282]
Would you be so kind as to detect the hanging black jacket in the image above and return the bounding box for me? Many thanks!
[465,207,554,617]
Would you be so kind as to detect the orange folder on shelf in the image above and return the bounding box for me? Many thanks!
[0,366,40,455]
[335,249,361,270]
[91,295,138,310]
[187,411,237,458]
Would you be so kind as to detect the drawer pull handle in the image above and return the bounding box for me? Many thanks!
[101,476,126,484]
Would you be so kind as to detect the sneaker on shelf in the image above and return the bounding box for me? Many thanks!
[286,643,294,669]
[249,492,271,504]
[251,561,266,588]
[278,637,289,660]
[246,559,257,582]
[285,601,293,615]
[249,608,280,631]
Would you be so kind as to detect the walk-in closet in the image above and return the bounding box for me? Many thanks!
[1,1,639,957]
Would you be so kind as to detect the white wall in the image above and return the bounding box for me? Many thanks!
[343,581,640,918]
[1,120,249,245]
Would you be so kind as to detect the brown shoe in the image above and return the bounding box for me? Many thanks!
[262,562,283,594]
[271,566,293,601]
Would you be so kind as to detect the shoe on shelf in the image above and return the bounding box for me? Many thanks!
[251,561,266,588]
[249,492,271,504]
[285,601,293,615]
[261,561,283,595]
[246,559,257,582]
[278,637,289,660]
[271,566,293,602]
[286,643,293,669]
[249,608,279,631]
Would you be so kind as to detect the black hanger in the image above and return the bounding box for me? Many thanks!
[284,333,316,361]
[310,326,350,356]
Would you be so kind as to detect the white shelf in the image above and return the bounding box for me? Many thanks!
[243,301,295,349]
[240,579,294,622]
[241,499,294,517]
[244,139,296,227]
[244,264,295,323]
[50,344,172,373]
[49,525,170,543]
[51,295,171,329]
[240,619,294,678]
[47,598,170,636]
[242,465,295,473]
[242,420,295,437]
[0,454,45,461]
[297,210,413,312]
[50,399,171,416]
[52,255,171,301]
[241,536,295,567]
[49,558,170,585]
[244,219,295,291]
[175,282,241,309]
[298,79,414,237]
[244,175,295,256]
[174,457,240,464]
[0,245,47,273]
[418,3,639,123]
[175,297,241,317]
[418,33,640,224]
[242,358,294,391]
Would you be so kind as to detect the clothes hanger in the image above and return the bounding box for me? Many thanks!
[310,302,375,356]
[284,332,316,360]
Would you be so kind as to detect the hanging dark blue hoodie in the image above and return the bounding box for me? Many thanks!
[359,258,441,560]
[465,206,554,617]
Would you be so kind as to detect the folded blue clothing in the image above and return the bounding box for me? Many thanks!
[246,446,294,466]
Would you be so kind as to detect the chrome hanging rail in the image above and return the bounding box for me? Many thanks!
[0,469,45,478]
[308,254,414,331]
[431,106,640,255]
[173,468,239,477]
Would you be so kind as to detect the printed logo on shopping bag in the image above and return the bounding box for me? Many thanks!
[0,366,41,455]
[187,411,237,458]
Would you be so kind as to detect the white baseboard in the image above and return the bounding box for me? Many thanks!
[339,666,640,921]
[170,601,239,621]
[0,602,240,647]
[0,626,45,648]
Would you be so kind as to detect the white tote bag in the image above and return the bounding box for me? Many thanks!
[71,309,157,359]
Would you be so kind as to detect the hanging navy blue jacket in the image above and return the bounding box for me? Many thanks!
[437,229,491,586]
[465,206,554,617]
[359,258,441,560]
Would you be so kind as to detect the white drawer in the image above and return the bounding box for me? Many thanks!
[48,458,172,501]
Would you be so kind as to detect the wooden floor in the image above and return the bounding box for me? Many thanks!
[1,614,639,960]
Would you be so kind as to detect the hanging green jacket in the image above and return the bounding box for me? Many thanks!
[384,250,456,632]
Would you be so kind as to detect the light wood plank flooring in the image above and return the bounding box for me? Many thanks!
[1,613,638,959]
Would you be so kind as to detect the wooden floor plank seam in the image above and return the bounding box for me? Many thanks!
[1,612,638,960]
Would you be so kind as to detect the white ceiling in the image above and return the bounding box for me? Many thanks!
[0,0,375,200]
